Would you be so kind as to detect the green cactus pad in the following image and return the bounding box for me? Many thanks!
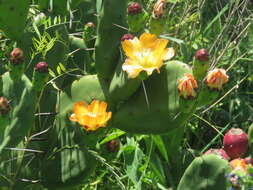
[0,0,29,40]
[95,0,127,79]
[177,154,231,190]
[109,61,142,105]
[0,72,37,153]
[112,61,196,134]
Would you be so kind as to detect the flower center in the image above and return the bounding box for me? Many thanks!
[87,112,99,118]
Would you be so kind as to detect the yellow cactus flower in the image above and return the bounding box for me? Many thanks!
[178,73,198,98]
[206,68,229,90]
[69,100,112,131]
[121,32,175,78]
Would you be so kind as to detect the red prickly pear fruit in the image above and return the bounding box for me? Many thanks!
[35,62,49,73]
[106,139,120,153]
[194,48,209,62]
[127,2,142,14]
[204,148,230,160]
[121,34,134,41]
[223,128,248,159]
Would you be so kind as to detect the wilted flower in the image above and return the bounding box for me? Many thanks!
[69,100,112,131]
[10,48,24,64]
[121,32,175,78]
[178,73,198,99]
[0,97,10,115]
[152,0,166,18]
[206,68,229,90]
[230,159,247,172]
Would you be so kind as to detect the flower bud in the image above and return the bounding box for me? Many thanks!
[106,139,120,153]
[152,0,166,18]
[35,62,49,73]
[195,48,209,62]
[121,34,134,41]
[127,2,142,14]
[206,68,229,90]
[0,97,10,115]
[9,48,24,64]
[178,73,198,99]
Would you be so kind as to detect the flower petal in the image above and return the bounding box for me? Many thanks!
[162,47,175,60]
[121,38,140,59]
[74,101,88,116]
[139,33,157,48]
[122,62,143,78]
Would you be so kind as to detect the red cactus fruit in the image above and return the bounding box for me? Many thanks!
[106,139,120,153]
[194,48,209,62]
[204,148,230,160]
[223,128,248,159]
[128,2,142,14]
[121,34,134,41]
[35,62,49,73]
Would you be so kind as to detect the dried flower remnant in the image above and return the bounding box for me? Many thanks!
[0,97,10,115]
[69,100,112,131]
[9,48,25,64]
[121,32,175,78]
[206,68,229,90]
[152,0,166,18]
[178,73,198,99]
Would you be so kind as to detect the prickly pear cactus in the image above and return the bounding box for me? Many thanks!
[177,154,231,190]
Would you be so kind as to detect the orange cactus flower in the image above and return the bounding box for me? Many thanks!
[121,32,175,78]
[69,100,112,131]
[206,68,229,90]
[178,73,198,98]
[230,158,247,172]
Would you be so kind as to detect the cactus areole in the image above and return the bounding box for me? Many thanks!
[223,128,248,159]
